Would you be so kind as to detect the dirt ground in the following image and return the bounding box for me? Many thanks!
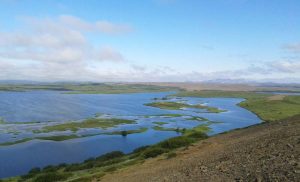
[100,116,300,182]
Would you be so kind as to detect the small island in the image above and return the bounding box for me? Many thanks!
[144,101,226,113]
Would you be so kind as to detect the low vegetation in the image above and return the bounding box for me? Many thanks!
[40,118,136,132]
[0,127,150,146]
[152,121,168,125]
[0,83,179,94]
[145,101,226,113]
[2,125,209,182]
[176,90,300,121]
[105,128,148,136]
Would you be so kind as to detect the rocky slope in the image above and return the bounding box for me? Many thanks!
[101,116,300,182]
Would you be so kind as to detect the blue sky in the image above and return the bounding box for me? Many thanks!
[0,0,300,82]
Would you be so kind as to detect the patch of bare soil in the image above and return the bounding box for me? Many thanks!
[268,95,286,101]
[101,116,300,182]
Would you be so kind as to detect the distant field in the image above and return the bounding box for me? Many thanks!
[0,83,180,94]
[145,82,300,92]
[176,90,300,122]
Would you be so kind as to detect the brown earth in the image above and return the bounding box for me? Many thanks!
[100,116,300,182]
[267,95,286,101]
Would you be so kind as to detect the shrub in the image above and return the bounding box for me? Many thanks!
[94,157,125,168]
[64,164,83,172]
[42,165,57,172]
[95,151,125,162]
[33,172,71,182]
[70,173,105,182]
[20,173,35,181]
[143,147,167,158]
[186,131,208,139]
[132,145,150,154]
[104,166,117,172]
[84,157,95,163]
[121,130,127,137]
[166,152,177,159]
[29,167,41,174]
[158,136,194,149]
[58,163,67,168]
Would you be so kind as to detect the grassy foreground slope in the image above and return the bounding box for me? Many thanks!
[176,90,300,121]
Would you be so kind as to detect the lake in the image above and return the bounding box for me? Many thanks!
[0,91,261,178]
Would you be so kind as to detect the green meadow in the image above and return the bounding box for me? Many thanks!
[176,90,300,121]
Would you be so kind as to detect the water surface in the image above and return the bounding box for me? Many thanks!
[0,91,261,178]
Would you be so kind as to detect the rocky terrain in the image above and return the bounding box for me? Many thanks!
[101,115,300,182]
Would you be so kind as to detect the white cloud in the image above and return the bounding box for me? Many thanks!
[22,15,133,35]
[282,43,300,53]
[0,15,299,83]
[0,15,131,81]
[94,47,125,62]
[268,60,300,73]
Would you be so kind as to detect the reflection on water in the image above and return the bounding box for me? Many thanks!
[0,91,261,178]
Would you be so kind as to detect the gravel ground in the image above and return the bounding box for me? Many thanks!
[100,115,300,182]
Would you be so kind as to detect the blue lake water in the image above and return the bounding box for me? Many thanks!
[0,91,262,178]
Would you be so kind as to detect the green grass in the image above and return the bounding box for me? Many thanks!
[0,138,33,146]
[158,114,184,117]
[153,121,168,125]
[105,128,148,136]
[152,126,180,132]
[182,124,211,135]
[152,124,211,135]
[144,113,184,118]
[145,102,190,110]
[40,118,136,132]
[0,83,180,94]
[0,135,83,146]
[187,116,209,121]
[144,101,226,113]
[176,90,300,122]
[36,135,80,141]
[1,127,148,146]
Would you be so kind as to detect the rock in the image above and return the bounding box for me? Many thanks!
[287,143,293,149]
[199,166,208,173]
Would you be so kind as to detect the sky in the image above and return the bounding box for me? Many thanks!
[0,0,300,83]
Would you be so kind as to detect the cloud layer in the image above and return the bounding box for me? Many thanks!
[0,15,130,81]
[0,15,299,83]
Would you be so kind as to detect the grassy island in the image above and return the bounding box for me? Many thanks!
[144,101,226,113]
[40,118,136,132]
